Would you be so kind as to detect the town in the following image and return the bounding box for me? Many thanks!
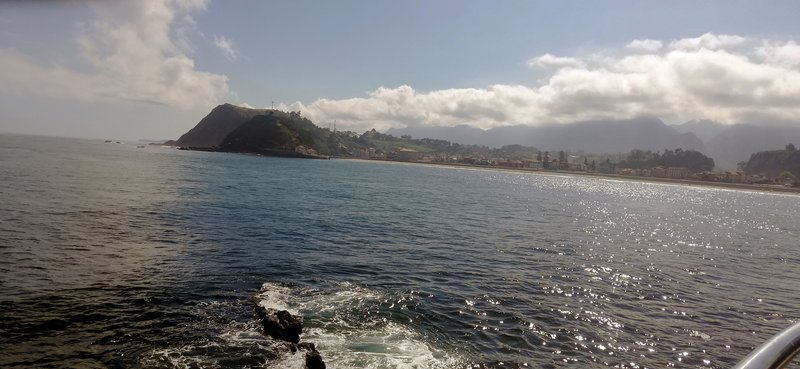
[347,144,799,189]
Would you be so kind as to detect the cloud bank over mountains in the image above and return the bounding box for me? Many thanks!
[0,0,230,110]
[291,33,800,132]
[1,0,798,137]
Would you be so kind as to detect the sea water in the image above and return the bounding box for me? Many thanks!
[1,134,799,368]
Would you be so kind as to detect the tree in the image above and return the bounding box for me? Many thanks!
[536,151,542,162]
[787,143,796,152]
[778,171,796,185]
[737,161,748,171]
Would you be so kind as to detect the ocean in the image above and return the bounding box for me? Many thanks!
[1,134,799,368]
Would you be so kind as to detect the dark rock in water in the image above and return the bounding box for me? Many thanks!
[254,294,325,368]
[297,342,317,352]
[255,305,303,343]
[286,342,326,368]
[305,349,326,369]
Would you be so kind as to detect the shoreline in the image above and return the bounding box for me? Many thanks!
[345,158,800,195]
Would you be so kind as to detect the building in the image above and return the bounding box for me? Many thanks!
[524,160,543,169]
[724,171,746,183]
[597,161,616,174]
[666,167,689,179]
[396,148,422,161]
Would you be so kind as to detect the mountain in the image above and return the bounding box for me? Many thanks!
[389,117,705,154]
[175,103,274,147]
[671,119,729,142]
[386,124,490,146]
[706,124,800,170]
[219,111,333,156]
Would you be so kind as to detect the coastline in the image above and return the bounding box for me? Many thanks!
[345,158,800,195]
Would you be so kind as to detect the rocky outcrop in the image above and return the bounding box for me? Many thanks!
[289,342,326,369]
[255,306,303,343]
[255,302,325,369]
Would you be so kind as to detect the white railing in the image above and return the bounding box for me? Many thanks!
[735,322,800,369]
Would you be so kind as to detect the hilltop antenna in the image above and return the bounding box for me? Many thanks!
[271,101,274,109]
[334,120,337,134]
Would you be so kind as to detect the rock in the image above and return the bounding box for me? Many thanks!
[255,306,303,343]
[254,293,325,368]
[296,342,316,352]
[287,342,326,369]
[305,350,326,369]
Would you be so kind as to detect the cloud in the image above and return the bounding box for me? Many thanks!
[626,39,663,53]
[288,34,800,132]
[0,0,229,110]
[528,53,585,69]
[668,33,747,51]
[757,40,800,68]
[213,35,239,61]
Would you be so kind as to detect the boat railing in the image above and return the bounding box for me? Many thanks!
[735,322,800,369]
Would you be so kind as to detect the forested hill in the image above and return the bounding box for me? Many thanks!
[617,149,715,173]
[744,144,800,178]
[219,111,334,155]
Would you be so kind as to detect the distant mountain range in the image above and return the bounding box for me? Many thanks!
[389,117,706,154]
[704,124,800,169]
[389,119,800,170]
[671,119,730,142]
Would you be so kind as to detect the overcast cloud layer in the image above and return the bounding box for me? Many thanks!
[288,33,800,132]
[0,0,229,110]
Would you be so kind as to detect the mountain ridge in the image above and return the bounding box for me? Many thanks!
[388,117,706,154]
[176,103,276,147]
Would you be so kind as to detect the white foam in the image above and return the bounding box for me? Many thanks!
[264,349,307,369]
[254,281,464,369]
[255,282,301,314]
[305,323,461,369]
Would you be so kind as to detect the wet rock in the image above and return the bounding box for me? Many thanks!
[255,305,303,343]
[286,342,326,369]
[305,349,326,369]
[254,293,325,368]
[297,342,316,352]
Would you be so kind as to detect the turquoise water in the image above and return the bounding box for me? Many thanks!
[1,134,799,368]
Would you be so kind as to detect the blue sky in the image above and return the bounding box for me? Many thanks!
[1,0,799,139]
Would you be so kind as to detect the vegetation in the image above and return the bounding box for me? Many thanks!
[220,111,336,154]
[744,144,800,181]
[617,148,715,172]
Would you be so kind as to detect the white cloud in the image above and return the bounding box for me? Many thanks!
[668,33,747,51]
[0,0,229,110]
[213,35,239,61]
[626,39,663,53]
[757,40,800,68]
[289,33,800,132]
[528,53,585,69]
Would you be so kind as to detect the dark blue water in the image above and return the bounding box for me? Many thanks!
[1,134,799,368]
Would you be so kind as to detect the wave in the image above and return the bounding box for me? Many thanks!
[255,281,463,369]
[140,281,463,368]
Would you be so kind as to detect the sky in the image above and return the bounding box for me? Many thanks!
[1,0,799,140]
